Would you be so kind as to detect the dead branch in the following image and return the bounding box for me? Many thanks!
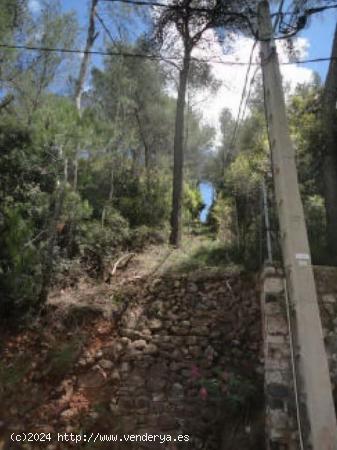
[105,253,136,282]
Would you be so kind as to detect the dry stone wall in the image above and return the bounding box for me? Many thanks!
[77,271,264,449]
[261,267,299,450]
[314,267,337,408]
[262,266,337,450]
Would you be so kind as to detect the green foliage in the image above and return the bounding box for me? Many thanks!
[79,213,130,277]
[0,121,48,317]
[206,100,268,269]
[207,78,329,269]
[175,240,243,273]
[207,195,234,242]
[288,81,331,261]
[184,183,204,222]
[129,226,166,250]
[226,373,257,413]
[115,174,171,228]
[0,205,43,315]
[304,195,328,264]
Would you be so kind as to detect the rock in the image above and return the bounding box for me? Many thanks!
[89,411,99,421]
[119,397,134,409]
[61,409,75,420]
[322,294,336,304]
[99,359,113,370]
[131,339,147,350]
[187,336,198,345]
[129,374,145,387]
[144,343,158,354]
[325,336,337,354]
[171,326,190,335]
[194,326,209,336]
[267,383,289,398]
[121,329,146,340]
[78,358,88,367]
[171,383,184,398]
[111,369,120,382]
[187,283,198,293]
[78,371,106,389]
[148,319,162,331]
[188,346,200,358]
[141,328,152,337]
[205,345,215,359]
[135,397,149,408]
[110,401,118,413]
[158,414,176,430]
[153,393,165,402]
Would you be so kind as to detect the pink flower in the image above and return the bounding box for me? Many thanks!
[191,364,201,380]
[199,386,208,400]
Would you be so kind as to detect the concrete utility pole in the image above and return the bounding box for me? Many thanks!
[258,2,337,449]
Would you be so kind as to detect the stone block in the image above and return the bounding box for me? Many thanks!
[265,358,290,371]
[267,315,288,335]
[265,301,284,315]
[322,294,336,304]
[267,383,289,399]
[266,370,288,384]
[269,409,288,430]
[269,398,285,410]
[266,334,288,345]
[264,277,284,295]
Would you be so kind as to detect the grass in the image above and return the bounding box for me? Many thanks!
[166,238,243,274]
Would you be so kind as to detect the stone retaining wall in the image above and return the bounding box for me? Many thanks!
[76,271,264,449]
[262,266,337,450]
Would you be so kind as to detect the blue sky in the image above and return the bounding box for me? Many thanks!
[300,8,337,81]
[28,0,337,82]
[61,1,337,81]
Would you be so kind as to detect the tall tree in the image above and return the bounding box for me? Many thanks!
[156,0,255,247]
[10,1,77,124]
[75,0,99,114]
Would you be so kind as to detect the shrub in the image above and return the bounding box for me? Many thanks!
[129,225,166,250]
[78,212,130,277]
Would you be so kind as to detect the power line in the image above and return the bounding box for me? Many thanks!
[95,12,117,44]
[101,0,337,42]
[100,0,170,8]
[101,0,337,15]
[0,42,336,67]
[228,39,257,154]
[240,65,260,120]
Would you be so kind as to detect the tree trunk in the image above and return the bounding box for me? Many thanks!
[39,185,66,305]
[67,0,98,256]
[64,157,68,183]
[322,22,337,258]
[101,163,114,228]
[74,0,99,114]
[135,107,151,188]
[169,53,190,247]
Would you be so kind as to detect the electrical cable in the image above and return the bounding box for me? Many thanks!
[228,39,257,154]
[95,11,117,44]
[0,42,336,67]
[284,278,305,450]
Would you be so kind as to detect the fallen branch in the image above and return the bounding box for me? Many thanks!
[105,253,136,282]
